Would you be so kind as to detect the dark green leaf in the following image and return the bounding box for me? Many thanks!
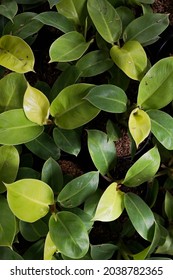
[165,191,173,222]
[19,219,48,242]
[0,0,18,22]
[91,243,118,260]
[0,247,23,260]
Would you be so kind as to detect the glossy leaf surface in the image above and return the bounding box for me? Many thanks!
[87,130,116,175]
[44,232,57,260]
[123,147,160,187]
[0,35,35,73]
[49,212,89,259]
[85,84,127,113]
[19,219,48,242]
[0,109,44,145]
[93,183,124,222]
[91,243,118,260]
[129,108,151,148]
[6,179,54,222]
[124,193,155,241]
[58,171,99,208]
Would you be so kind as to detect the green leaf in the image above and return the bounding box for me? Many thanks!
[84,84,127,113]
[23,83,50,125]
[123,13,169,45]
[17,167,40,180]
[44,232,57,260]
[58,171,99,208]
[50,84,100,129]
[76,50,113,77]
[49,31,92,63]
[53,127,81,156]
[137,58,173,109]
[0,247,23,260]
[19,219,48,242]
[0,35,35,73]
[6,179,54,222]
[87,0,122,44]
[0,146,19,193]
[0,195,16,247]
[147,110,173,150]
[69,208,93,232]
[123,146,160,187]
[91,243,118,260]
[106,119,121,141]
[23,239,44,260]
[116,6,135,33]
[49,212,89,259]
[0,109,44,145]
[92,182,124,222]
[87,130,116,175]
[0,0,18,22]
[25,132,60,161]
[165,191,173,222]
[145,179,159,208]
[124,193,155,241]
[110,41,147,80]
[0,73,27,113]
[129,108,151,148]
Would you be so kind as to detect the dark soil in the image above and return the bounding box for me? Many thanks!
[152,0,173,25]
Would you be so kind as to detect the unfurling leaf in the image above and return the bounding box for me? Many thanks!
[129,108,151,148]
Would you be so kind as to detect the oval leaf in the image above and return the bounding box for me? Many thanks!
[0,0,18,21]
[23,83,50,125]
[92,182,124,222]
[44,232,57,260]
[0,109,44,145]
[19,219,48,242]
[84,84,127,113]
[0,35,35,73]
[110,41,147,80]
[124,193,155,241]
[87,129,116,175]
[49,212,89,259]
[123,146,160,187]
[49,31,92,62]
[164,191,173,222]
[129,108,151,148]
[91,243,118,260]
[6,179,54,222]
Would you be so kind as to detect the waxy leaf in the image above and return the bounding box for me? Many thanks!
[23,83,50,125]
[44,232,57,260]
[110,41,147,80]
[123,146,160,187]
[50,84,100,129]
[87,130,116,175]
[87,0,122,44]
[19,219,48,242]
[129,108,151,148]
[0,247,23,260]
[91,243,118,260]
[85,84,127,113]
[0,73,27,113]
[164,191,173,222]
[147,110,173,150]
[124,193,155,241]
[0,195,16,247]
[0,35,35,73]
[49,31,92,62]
[137,57,173,109]
[0,0,17,21]
[58,171,99,208]
[6,179,54,223]
[93,182,124,222]
[0,109,44,145]
[49,212,89,259]
[0,146,19,193]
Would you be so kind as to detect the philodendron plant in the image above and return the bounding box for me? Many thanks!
[0,0,173,260]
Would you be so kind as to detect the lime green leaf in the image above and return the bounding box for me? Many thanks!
[124,193,155,241]
[0,146,19,194]
[92,182,124,222]
[110,41,147,80]
[123,146,160,187]
[0,0,18,22]
[49,212,89,259]
[0,195,16,247]
[0,35,35,73]
[6,179,54,222]
[91,243,118,260]
[87,130,116,175]
[0,109,44,145]
[165,191,173,222]
[87,0,122,44]
[57,171,99,208]
[44,232,57,260]
[50,84,100,129]
[129,108,151,148]
[49,31,92,63]
[137,57,173,109]
[84,84,127,113]
[0,73,27,113]
[23,83,50,125]
[147,109,173,150]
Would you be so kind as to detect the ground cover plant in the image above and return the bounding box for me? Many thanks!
[0,0,173,260]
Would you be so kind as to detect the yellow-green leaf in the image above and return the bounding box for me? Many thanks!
[129,108,151,148]
[0,35,35,73]
[23,83,50,125]
[44,232,57,260]
[92,182,124,222]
